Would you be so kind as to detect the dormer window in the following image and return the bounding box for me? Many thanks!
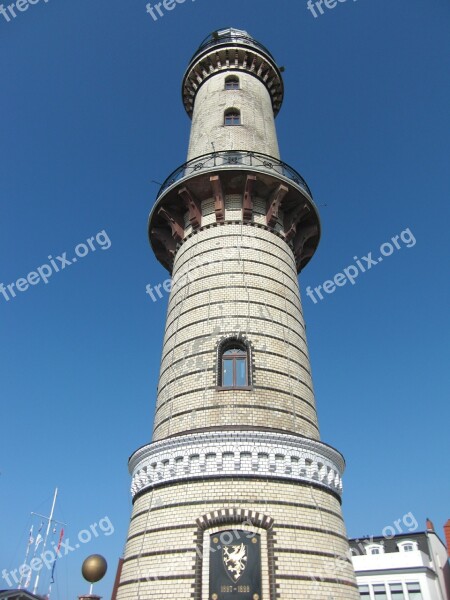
[366,543,384,555]
[398,540,418,552]
[225,75,240,90]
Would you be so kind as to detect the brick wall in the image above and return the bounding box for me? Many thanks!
[117,479,359,600]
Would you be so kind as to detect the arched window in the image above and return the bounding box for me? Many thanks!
[224,108,241,126]
[219,340,250,388]
[225,75,240,90]
[366,543,384,555]
[398,540,418,552]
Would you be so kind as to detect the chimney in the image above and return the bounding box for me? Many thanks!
[426,518,435,532]
[443,519,450,557]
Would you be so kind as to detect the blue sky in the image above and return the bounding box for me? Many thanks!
[1,0,449,598]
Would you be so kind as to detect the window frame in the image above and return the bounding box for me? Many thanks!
[389,583,406,600]
[358,585,370,598]
[224,108,241,126]
[217,339,252,390]
[373,584,388,600]
[222,347,248,387]
[366,543,384,555]
[225,75,240,90]
[406,582,423,600]
[398,540,418,553]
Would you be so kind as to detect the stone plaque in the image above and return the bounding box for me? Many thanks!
[209,529,262,600]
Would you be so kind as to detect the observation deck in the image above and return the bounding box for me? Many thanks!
[148,150,321,273]
[182,27,284,117]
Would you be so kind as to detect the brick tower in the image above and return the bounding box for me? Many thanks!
[117,28,359,600]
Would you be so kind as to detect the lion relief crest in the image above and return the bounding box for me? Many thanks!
[222,543,248,582]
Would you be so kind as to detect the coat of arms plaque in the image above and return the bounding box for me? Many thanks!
[209,529,262,600]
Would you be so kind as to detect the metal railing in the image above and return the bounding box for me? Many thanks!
[156,150,312,199]
[192,29,274,62]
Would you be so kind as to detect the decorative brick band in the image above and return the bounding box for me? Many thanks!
[182,42,283,117]
[129,430,344,499]
[196,508,274,531]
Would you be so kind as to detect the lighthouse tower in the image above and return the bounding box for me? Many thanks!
[117,29,359,600]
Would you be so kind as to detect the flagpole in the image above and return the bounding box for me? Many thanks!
[33,487,58,595]
[18,525,34,589]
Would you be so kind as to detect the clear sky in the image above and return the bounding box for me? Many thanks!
[1,0,449,598]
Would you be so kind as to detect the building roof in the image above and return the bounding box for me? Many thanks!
[0,591,46,600]
[349,532,430,557]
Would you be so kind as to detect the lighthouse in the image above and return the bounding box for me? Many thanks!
[117,28,359,600]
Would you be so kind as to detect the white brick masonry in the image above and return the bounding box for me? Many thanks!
[130,431,344,499]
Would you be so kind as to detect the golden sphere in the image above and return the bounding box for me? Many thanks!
[81,554,107,583]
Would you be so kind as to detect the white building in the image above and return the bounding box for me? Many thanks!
[350,521,450,600]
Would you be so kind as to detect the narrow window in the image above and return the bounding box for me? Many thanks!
[219,340,250,388]
[406,583,422,600]
[225,75,240,90]
[373,584,387,600]
[224,108,241,126]
[389,584,405,600]
[358,586,370,599]
[222,347,247,387]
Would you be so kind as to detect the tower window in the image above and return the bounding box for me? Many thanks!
[224,108,241,126]
[223,348,247,387]
[218,340,251,388]
[225,75,240,90]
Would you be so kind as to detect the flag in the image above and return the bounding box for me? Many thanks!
[28,525,34,546]
[24,568,32,589]
[50,529,64,584]
[55,528,64,554]
[34,521,44,550]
